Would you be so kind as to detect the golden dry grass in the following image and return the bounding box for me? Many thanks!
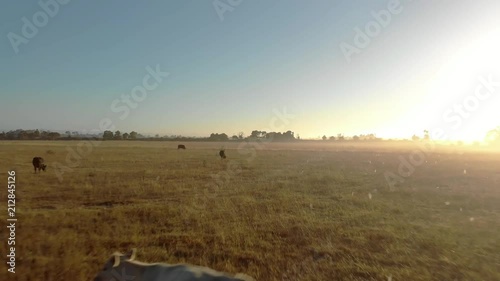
[0,140,499,281]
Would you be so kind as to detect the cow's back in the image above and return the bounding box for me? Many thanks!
[32,157,44,166]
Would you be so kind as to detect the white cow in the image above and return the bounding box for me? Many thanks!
[93,249,255,281]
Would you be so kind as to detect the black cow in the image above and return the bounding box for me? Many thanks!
[219,150,226,159]
[32,157,47,173]
[177,144,186,149]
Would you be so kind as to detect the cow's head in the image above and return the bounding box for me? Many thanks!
[93,249,137,281]
[41,164,47,171]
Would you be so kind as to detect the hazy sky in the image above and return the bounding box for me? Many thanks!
[1,1,499,140]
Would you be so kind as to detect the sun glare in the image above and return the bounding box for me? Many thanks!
[425,28,500,143]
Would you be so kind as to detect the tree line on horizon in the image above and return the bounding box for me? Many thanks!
[0,129,359,142]
[1,127,499,144]
[0,129,297,142]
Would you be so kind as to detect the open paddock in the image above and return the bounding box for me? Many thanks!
[0,141,499,280]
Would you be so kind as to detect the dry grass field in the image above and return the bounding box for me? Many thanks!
[0,140,499,281]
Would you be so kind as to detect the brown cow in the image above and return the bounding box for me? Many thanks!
[178,144,186,149]
[219,150,226,159]
[32,157,47,173]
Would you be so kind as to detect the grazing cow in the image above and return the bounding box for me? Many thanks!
[178,144,186,149]
[219,150,226,159]
[93,249,254,281]
[32,157,47,173]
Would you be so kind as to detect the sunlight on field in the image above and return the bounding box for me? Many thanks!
[0,141,499,281]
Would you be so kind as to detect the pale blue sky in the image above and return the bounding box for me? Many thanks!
[1,1,499,140]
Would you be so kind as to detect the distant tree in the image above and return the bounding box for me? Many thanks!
[337,134,345,141]
[114,131,122,140]
[7,130,18,140]
[209,133,229,141]
[66,131,71,138]
[412,134,420,141]
[250,130,259,138]
[352,135,360,141]
[47,132,61,140]
[122,133,129,140]
[249,130,268,139]
[129,131,138,139]
[103,130,114,140]
[238,132,244,139]
[26,130,37,139]
[17,130,28,140]
[231,135,239,140]
[262,131,295,142]
[6,131,18,140]
[265,132,275,140]
[284,130,295,140]
[329,136,335,141]
[322,135,327,141]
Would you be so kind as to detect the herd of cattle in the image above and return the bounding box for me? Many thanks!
[94,249,254,281]
[32,145,227,173]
